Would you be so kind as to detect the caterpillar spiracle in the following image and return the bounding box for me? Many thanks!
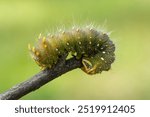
[28,26,115,75]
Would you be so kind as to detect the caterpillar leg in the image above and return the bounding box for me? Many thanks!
[81,59,97,75]
[82,59,91,72]
[86,65,97,74]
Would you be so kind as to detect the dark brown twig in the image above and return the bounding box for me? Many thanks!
[0,56,82,100]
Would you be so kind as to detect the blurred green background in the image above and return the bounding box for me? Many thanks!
[0,0,150,100]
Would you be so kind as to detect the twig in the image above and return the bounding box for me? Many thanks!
[0,55,82,100]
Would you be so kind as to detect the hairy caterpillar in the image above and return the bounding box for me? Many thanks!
[28,26,115,75]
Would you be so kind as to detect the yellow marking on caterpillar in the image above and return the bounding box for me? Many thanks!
[42,37,46,43]
[32,47,36,53]
[44,44,47,48]
[35,51,40,56]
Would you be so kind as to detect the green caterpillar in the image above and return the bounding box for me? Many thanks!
[28,26,115,75]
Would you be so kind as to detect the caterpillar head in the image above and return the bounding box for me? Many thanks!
[81,53,114,75]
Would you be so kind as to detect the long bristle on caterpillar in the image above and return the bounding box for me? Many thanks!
[28,26,115,75]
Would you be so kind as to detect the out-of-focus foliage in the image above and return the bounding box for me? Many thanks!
[0,0,150,99]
